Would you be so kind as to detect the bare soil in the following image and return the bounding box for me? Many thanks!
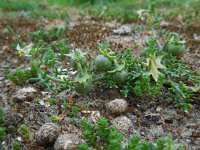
[0,15,200,150]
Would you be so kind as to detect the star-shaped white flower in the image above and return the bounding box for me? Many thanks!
[16,43,33,57]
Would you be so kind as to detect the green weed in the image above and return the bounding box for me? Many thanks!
[78,118,184,150]
[12,140,21,150]
[19,124,32,141]
[0,108,5,141]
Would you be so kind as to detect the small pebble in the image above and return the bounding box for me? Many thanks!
[12,87,37,102]
[54,134,82,150]
[111,116,132,135]
[35,122,59,147]
[106,99,128,115]
[113,25,132,35]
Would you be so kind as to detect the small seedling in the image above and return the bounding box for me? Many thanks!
[63,101,70,109]
[0,127,5,141]
[79,117,124,150]
[0,108,5,141]
[69,105,80,117]
[50,115,61,123]
[49,98,57,106]
[12,140,20,150]
[19,124,32,141]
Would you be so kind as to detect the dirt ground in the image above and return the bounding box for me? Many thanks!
[0,12,200,150]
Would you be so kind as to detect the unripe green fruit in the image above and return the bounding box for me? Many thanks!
[166,43,186,57]
[94,55,112,72]
[74,80,92,94]
[112,70,128,85]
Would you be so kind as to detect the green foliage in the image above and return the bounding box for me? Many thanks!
[0,108,5,141]
[51,38,71,60]
[63,101,70,109]
[42,49,57,68]
[80,118,96,146]
[70,105,80,116]
[0,127,5,141]
[50,115,61,123]
[133,75,164,97]
[79,118,184,150]
[29,27,66,43]
[49,98,57,106]
[163,51,199,112]
[6,26,15,38]
[65,0,120,5]
[9,3,200,112]
[0,108,4,126]
[86,0,138,23]
[19,124,32,141]
[78,143,92,150]
[79,118,124,150]
[0,0,70,20]
[0,0,35,11]
[156,137,166,150]
[126,135,141,150]
[12,140,21,150]
[7,65,37,85]
[168,82,192,112]
[125,134,184,150]
[7,126,15,134]
[67,49,88,69]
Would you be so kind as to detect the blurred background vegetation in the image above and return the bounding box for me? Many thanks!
[0,0,199,25]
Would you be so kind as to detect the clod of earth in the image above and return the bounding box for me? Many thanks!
[113,25,133,35]
[54,133,82,150]
[111,116,133,135]
[106,99,128,115]
[35,123,60,147]
[12,87,37,102]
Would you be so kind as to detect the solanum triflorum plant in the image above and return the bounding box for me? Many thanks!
[8,5,199,112]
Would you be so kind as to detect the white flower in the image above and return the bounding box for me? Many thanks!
[16,43,33,57]
[16,44,21,51]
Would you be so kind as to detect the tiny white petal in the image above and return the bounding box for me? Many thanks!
[16,44,21,51]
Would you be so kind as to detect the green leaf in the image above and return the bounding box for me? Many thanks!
[50,115,61,123]
[126,135,141,150]
[75,72,91,83]
[12,140,21,150]
[143,54,166,82]
[156,138,165,150]
[108,61,124,74]
[19,124,32,141]
[66,49,86,60]
[78,143,91,150]
[0,127,5,141]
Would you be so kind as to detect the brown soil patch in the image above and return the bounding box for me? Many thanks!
[69,22,113,50]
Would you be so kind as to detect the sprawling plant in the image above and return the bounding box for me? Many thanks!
[7,4,199,112]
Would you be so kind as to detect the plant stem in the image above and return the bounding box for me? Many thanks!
[92,76,107,82]
[46,74,65,83]
[38,69,66,83]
